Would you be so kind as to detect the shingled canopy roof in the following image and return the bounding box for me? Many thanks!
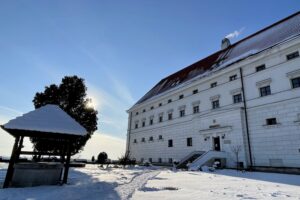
[134,11,300,106]
[1,104,87,138]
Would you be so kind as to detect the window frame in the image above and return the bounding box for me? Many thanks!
[193,105,199,114]
[210,82,217,88]
[233,93,242,104]
[259,85,271,97]
[256,64,266,72]
[266,118,277,125]
[291,77,300,89]
[286,51,299,60]
[187,137,193,147]
[179,109,185,117]
[168,139,173,147]
[229,74,237,81]
[212,100,220,109]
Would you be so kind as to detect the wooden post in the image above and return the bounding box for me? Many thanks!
[63,140,71,184]
[3,136,20,188]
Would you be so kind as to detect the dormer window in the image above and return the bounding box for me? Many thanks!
[286,51,299,60]
[211,82,217,88]
[256,64,266,72]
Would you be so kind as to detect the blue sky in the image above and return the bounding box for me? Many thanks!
[0,1,299,158]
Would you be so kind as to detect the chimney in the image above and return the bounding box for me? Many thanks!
[221,38,231,50]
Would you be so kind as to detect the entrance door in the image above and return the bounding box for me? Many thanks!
[213,136,220,151]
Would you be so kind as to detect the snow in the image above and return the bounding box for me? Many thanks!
[3,105,87,136]
[1,164,300,200]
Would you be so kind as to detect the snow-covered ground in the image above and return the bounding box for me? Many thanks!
[0,164,300,200]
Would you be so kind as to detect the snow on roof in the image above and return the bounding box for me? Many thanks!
[3,104,87,136]
[134,11,300,106]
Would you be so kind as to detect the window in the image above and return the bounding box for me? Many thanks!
[149,118,153,125]
[158,158,162,163]
[211,82,217,88]
[135,123,138,129]
[286,51,299,60]
[291,77,300,88]
[142,121,145,127]
[168,99,172,103]
[141,158,144,163]
[159,103,162,107]
[149,158,152,163]
[168,158,173,163]
[233,94,242,103]
[158,135,163,140]
[179,94,184,99]
[168,113,173,120]
[136,112,139,115]
[168,139,173,147]
[256,64,266,72]
[266,118,277,125]
[150,106,154,110]
[141,138,145,142]
[229,74,237,81]
[179,109,185,117]
[159,116,163,123]
[187,138,193,147]
[212,100,219,109]
[193,89,198,94]
[193,105,199,114]
[143,109,146,113]
[149,136,153,141]
[133,139,137,143]
[260,86,271,97]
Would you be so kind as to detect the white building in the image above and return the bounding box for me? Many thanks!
[126,12,300,171]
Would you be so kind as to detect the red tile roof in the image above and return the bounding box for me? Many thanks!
[135,11,300,105]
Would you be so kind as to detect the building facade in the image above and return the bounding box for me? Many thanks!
[126,12,300,170]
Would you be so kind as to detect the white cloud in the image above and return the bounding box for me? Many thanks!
[225,27,245,39]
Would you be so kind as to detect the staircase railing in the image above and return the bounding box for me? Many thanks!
[176,151,205,168]
[189,150,228,171]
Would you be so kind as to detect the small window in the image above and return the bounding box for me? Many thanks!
[291,77,300,88]
[150,106,154,110]
[133,139,137,143]
[256,64,266,72]
[233,94,242,103]
[286,51,299,60]
[135,123,138,129]
[179,109,185,117]
[142,121,145,127]
[193,89,198,94]
[158,135,163,140]
[158,158,162,163]
[143,109,146,113]
[136,112,139,115]
[141,138,145,142]
[179,94,184,99]
[168,139,173,147]
[149,119,153,125]
[211,82,217,88]
[193,105,199,114]
[168,99,172,103]
[149,136,153,141]
[187,138,193,147]
[141,158,144,163]
[159,116,163,123]
[229,74,237,81]
[149,158,152,163]
[168,158,173,163]
[266,118,277,125]
[212,100,219,109]
[168,113,173,120]
[260,86,271,97]
[159,103,162,107]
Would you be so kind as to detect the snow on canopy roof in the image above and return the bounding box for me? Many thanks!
[134,11,300,106]
[3,104,87,136]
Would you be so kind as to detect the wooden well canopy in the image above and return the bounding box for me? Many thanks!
[1,104,87,188]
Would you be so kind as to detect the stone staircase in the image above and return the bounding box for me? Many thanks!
[176,151,205,169]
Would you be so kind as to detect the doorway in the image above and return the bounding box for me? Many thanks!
[213,136,220,151]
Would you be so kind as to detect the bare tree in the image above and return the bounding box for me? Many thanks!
[231,145,242,171]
